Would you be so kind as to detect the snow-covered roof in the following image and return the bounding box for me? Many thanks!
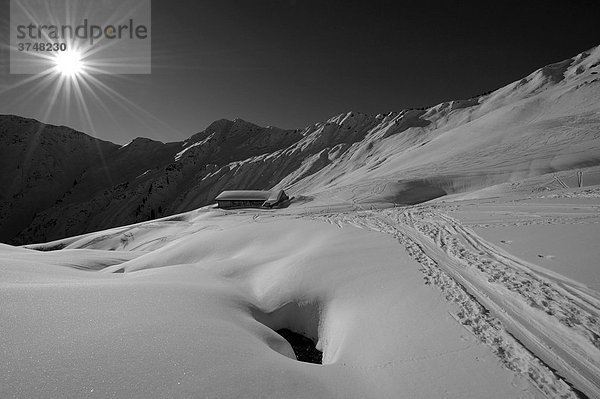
[215,190,272,201]
[264,189,286,204]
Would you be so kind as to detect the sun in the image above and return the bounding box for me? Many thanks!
[53,50,85,77]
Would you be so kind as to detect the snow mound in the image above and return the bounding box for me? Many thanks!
[2,207,560,398]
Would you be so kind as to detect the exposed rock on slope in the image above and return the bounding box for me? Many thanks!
[3,45,600,244]
[0,116,119,242]
[3,117,301,244]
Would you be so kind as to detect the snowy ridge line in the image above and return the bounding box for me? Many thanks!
[311,209,593,398]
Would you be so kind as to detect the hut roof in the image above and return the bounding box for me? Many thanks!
[215,190,271,201]
[264,189,286,205]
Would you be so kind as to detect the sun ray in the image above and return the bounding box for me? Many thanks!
[6,71,59,108]
[2,0,187,144]
[83,73,181,134]
[75,75,122,129]
[3,0,161,196]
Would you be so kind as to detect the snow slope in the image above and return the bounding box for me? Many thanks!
[3,45,599,244]
[2,46,600,398]
[286,46,600,204]
[0,206,548,398]
[4,182,600,397]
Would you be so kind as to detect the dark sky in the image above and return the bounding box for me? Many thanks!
[1,0,599,144]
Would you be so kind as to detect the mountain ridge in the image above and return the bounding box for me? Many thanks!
[2,44,599,244]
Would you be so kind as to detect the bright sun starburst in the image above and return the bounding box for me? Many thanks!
[2,0,167,141]
[53,50,85,77]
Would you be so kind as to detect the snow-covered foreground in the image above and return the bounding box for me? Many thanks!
[2,185,599,398]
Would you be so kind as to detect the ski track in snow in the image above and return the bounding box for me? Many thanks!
[539,188,600,199]
[312,207,600,398]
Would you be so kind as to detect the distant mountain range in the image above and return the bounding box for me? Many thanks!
[1,45,599,244]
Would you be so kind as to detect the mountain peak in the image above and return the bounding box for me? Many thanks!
[3,45,600,245]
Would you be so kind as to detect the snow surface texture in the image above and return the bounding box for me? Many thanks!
[2,46,600,244]
[2,46,600,398]
[3,183,600,397]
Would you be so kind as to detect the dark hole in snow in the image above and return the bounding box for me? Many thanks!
[276,328,322,364]
[252,301,325,364]
[113,268,125,273]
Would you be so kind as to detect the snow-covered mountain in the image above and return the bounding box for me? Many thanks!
[2,45,600,244]
[0,116,119,243]
[0,118,302,244]
[2,46,600,399]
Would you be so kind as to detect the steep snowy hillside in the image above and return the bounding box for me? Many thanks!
[3,45,600,244]
[2,118,300,244]
[223,45,600,207]
[162,45,600,215]
[0,116,119,242]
